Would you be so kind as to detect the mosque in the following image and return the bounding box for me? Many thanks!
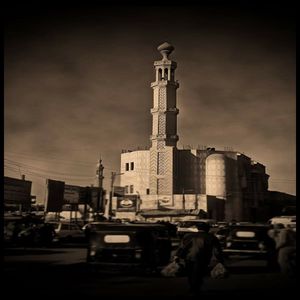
[114,42,269,222]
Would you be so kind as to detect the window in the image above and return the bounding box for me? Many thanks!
[131,162,134,170]
[125,163,129,171]
[125,186,129,194]
[158,68,162,81]
[164,68,168,80]
[130,185,134,193]
[146,188,150,195]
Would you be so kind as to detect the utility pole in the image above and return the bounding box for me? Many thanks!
[105,171,123,219]
[96,158,104,217]
[109,172,116,219]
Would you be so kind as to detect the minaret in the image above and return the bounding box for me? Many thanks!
[149,42,179,195]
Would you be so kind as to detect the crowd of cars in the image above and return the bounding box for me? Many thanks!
[4,214,88,246]
[4,213,295,273]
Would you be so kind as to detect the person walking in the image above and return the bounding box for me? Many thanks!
[268,223,296,276]
[276,225,296,278]
[173,222,224,296]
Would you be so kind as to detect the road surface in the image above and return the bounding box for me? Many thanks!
[4,246,297,297]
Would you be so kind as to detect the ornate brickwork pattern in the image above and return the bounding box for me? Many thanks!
[157,141,164,149]
[158,115,165,135]
[158,88,166,109]
[158,152,166,175]
[149,148,158,194]
[158,179,164,192]
[152,114,158,135]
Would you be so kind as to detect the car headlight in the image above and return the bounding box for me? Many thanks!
[89,243,98,256]
[135,249,142,259]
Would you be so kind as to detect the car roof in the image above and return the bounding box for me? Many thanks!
[91,222,168,231]
[229,224,269,230]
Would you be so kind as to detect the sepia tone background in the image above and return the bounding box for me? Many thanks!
[4,2,296,203]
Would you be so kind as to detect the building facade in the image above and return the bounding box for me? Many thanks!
[119,42,270,222]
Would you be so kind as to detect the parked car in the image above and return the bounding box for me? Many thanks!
[82,221,112,240]
[177,219,216,238]
[222,224,277,267]
[86,223,172,272]
[214,226,230,248]
[49,222,86,243]
[268,216,296,231]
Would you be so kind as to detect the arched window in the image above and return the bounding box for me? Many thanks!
[164,68,168,80]
[158,69,162,81]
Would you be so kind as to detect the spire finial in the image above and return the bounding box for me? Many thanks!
[157,42,174,60]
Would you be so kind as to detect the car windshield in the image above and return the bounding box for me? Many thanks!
[48,223,60,229]
[179,221,202,228]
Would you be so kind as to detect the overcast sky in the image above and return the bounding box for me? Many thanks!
[4,3,296,202]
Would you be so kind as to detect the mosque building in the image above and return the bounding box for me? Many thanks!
[115,42,269,222]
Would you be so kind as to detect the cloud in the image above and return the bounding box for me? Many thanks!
[4,5,295,200]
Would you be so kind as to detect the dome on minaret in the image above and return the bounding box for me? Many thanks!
[157,42,174,59]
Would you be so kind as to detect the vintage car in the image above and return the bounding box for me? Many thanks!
[86,222,172,272]
[268,216,296,231]
[49,222,86,243]
[222,224,276,265]
[214,226,231,248]
[176,219,216,238]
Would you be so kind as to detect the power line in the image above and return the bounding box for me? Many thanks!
[5,158,95,178]
[4,166,96,185]
[4,151,96,166]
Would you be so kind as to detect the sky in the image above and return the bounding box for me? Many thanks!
[4,3,296,202]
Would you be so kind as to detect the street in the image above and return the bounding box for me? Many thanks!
[4,245,296,298]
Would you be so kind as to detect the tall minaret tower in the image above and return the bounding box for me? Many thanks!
[149,42,179,195]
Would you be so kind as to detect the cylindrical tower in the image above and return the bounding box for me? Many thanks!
[206,154,227,199]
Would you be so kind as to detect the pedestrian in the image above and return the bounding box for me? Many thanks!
[267,223,285,245]
[276,225,296,278]
[173,222,224,296]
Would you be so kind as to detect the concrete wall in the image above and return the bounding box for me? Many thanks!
[120,150,150,195]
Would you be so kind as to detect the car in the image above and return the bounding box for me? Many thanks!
[214,226,230,248]
[49,222,86,243]
[177,219,216,238]
[268,216,296,231]
[86,222,172,272]
[222,224,277,266]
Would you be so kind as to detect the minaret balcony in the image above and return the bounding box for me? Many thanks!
[150,134,179,141]
[151,81,179,88]
[150,107,179,114]
[150,134,167,141]
[154,60,177,68]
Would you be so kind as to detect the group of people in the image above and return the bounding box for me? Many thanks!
[172,221,296,297]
